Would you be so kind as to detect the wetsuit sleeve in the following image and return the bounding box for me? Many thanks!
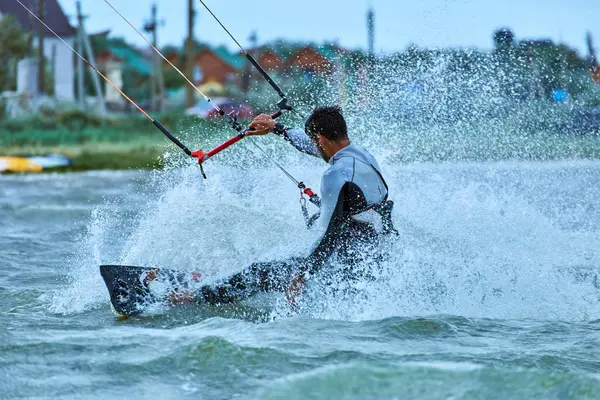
[282,129,321,158]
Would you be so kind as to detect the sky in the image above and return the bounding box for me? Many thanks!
[59,0,600,57]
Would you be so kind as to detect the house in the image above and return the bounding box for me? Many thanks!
[96,43,152,107]
[593,66,600,84]
[285,45,336,74]
[194,46,247,87]
[162,45,247,95]
[247,42,347,76]
[0,0,75,100]
[255,49,284,71]
[162,42,349,97]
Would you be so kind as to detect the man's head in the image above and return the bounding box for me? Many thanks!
[304,105,350,162]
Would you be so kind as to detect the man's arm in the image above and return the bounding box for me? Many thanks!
[280,129,320,158]
[248,114,320,158]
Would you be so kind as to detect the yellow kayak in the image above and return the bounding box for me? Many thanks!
[0,157,43,173]
[0,154,71,173]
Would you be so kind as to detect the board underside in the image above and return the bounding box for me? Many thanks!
[99,265,201,316]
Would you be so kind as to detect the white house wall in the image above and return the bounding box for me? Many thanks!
[0,11,75,101]
[45,37,75,101]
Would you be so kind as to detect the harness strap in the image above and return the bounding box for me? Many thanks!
[370,163,389,202]
[354,163,396,235]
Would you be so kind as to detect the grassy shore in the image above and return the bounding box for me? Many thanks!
[1,142,166,171]
[0,114,230,171]
[2,113,600,172]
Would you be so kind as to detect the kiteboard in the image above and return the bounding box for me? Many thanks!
[99,265,205,317]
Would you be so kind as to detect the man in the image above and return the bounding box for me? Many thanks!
[195,106,396,307]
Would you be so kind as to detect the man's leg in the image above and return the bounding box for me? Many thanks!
[198,257,304,305]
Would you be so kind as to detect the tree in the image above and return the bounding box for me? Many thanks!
[0,15,30,91]
[493,28,515,53]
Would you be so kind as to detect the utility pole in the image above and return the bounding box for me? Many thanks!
[76,1,85,108]
[154,4,165,112]
[37,0,45,94]
[587,31,597,70]
[185,0,195,108]
[77,1,106,116]
[242,31,258,92]
[149,6,157,111]
[144,3,165,112]
[367,6,375,57]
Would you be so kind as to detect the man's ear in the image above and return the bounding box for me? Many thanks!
[316,134,327,147]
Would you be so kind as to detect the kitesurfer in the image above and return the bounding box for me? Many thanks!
[194,106,397,307]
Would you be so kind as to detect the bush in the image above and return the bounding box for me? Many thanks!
[56,109,103,131]
[0,110,256,150]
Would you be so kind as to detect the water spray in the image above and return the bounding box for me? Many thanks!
[16,0,320,210]
[101,0,320,208]
[196,0,304,119]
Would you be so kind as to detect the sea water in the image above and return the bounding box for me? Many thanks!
[2,157,600,399]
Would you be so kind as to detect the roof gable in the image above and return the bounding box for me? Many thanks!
[212,46,247,70]
[0,0,74,36]
[102,45,152,76]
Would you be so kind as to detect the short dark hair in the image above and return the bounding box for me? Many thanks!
[304,105,348,142]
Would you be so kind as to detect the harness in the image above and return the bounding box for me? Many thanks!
[349,163,398,236]
[303,155,397,235]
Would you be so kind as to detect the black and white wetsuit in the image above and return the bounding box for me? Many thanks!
[199,130,395,305]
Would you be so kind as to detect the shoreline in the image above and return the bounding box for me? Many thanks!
[3,127,600,173]
[3,148,600,174]
[1,142,167,172]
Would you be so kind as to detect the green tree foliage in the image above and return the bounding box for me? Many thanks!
[161,45,184,90]
[493,28,515,53]
[0,15,30,91]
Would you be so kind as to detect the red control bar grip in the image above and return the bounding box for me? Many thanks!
[190,111,281,164]
[191,133,245,164]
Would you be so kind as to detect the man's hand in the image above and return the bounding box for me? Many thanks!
[285,274,305,310]
[247,114,276,136]
[167,290,197,306]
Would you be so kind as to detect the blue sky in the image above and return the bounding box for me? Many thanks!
[60,0,600,57]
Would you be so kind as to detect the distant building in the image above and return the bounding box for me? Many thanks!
[255,49,284,71]
[162,45,247,95]
[593,67,600,84]
[96,44,152,108]
[195,46,247,87]
[247,42,347,76]
[0,0,76,100]
[163,41,351,98]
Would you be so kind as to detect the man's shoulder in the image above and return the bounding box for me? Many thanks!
[334,145,380,167]
[322,162,353,185]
